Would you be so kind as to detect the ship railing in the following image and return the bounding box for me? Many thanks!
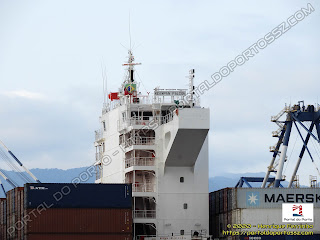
[95,165,102,180]
[117,119,127,131]
[131,94,187,105]
[133,183,155,192]
[160,111,174,124]
[125,137,155,147]
[95,152,103,163]
[125,112,175,126]
[118,117,154,131]
[134,210,156,219]
[129,117,153,126]
[94,129,103,141]
[136,236,156,240]
[125,157,155,168]
[131,95,152,105]
[105,92,201,113]
[119,111,177,132]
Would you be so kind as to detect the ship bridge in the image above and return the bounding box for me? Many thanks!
[95,51,210,238]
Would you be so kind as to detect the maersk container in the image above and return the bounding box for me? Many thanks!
[210,188,320,239]
[211,188,320,211]
[212,209,320,240]
[235,188,320,209]
[25,183,132,209]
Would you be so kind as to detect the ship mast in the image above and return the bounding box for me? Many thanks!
[107,50,141,103]
[121,50,141,95]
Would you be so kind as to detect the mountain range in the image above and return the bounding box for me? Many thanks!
[0,167,291,198]
[0,167,95,198]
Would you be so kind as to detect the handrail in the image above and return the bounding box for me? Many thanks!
[125,137,155,147]
[95,152,103,162]
[118,111,177,131]
[132,183,155,192]
[134,210,156,218]
[125,157,155,168]
[95,129,103,141]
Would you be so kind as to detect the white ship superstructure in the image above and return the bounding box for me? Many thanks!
[95,51,210,239]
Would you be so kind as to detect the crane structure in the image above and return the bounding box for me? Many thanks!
[0,140,41,196]
[262,101,320,188]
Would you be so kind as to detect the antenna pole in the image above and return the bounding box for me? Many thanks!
[100,59,109,107]
[129,12,132,50]
[105,65,108,106]
[188,69,195,107]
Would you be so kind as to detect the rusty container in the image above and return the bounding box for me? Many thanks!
[26,208,132,234]
[25,233,132,240]
[1,184,133,240]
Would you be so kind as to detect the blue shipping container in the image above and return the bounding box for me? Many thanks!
[25,183,132,209]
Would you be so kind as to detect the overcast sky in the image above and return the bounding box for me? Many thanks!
[0,1,319,185]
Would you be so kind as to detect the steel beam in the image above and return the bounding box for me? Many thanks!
[288,122,315,187]
[275,121,292,188]
[290,114,320,143]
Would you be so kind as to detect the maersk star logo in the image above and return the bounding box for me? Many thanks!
[246,192,260,206]
[248,193,258,204]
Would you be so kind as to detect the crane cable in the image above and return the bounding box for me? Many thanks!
[304,122,320,177]
[311,125,320,154]
[0,163,18,188]
[310,137,320,177]
[0,147,33,183]
[0,147,33,182]
[135,70,148,93]
[0,140,40,183]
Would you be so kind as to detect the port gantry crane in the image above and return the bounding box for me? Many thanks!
[0,140,41,196]
[262,101,320,188]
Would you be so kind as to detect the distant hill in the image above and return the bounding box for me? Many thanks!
[30,167,96,184]
[0,168,294,198]
[209,172,265,192]
[209,172,291,192]
[0,167,95,198]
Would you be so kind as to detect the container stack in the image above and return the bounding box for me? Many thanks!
[1,183,132,240]
[209,188,234,237]
[210,187,320,240]
[0,198,6,240]
[6,187,24,240]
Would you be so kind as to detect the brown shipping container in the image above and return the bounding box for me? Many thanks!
[5,187,24,240]
[25,233,132,240]
[0,198,6,240]
[26,208,132,234]
[2,185,133,239]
